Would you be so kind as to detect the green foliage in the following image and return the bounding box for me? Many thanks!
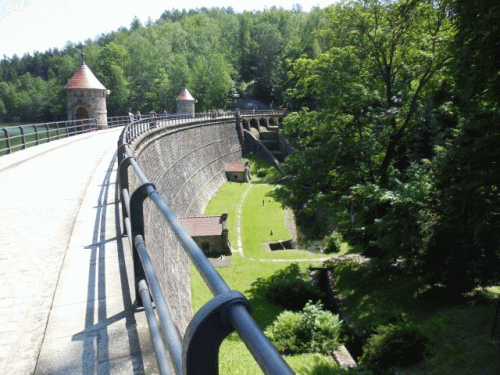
[243,154,282,182]
[422,111,500,295]
[296,354,341,375]
[265,300,343,355]
[250,263,324,311]
[417,0,500,296]
[347,161,435,266]
[322,231,343,254]
[359,322,429,372]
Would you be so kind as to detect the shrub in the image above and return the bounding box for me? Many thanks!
[250,263,324,311]
[265,301,343,356]
[322,231,343,253]
[266,278,324,310]
[264,310,302,354]
[297,354,340,375]
[359,323,429,372]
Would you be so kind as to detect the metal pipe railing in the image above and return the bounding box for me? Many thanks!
[0,118,98,156]
[117,111,293,374]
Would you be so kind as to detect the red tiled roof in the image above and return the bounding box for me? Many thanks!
[225,162,247,173]
[177,88,195,101]
[179,216,224,237]
[64,63,106,90]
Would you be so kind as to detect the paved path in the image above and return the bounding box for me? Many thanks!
[0,129,156,374]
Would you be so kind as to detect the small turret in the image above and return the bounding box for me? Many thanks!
[65,55,108,129]
[176,88,196,116]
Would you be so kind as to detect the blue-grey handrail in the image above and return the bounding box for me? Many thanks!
[117,111,293,374]
[0,118,98,156]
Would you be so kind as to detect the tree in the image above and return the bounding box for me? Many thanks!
[189,53,235,111]
[289,0,453,180]
[281,0,453,212]
[421,0,500,295]
[95,43,130,115]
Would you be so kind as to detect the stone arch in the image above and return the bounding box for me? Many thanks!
[75,106,89,119]
[259,118,269,128]
[242,119,250,131]
[250,118,259,129]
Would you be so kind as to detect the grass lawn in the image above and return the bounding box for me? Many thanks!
[191,255,331,374]
[204,180,335,260]
[192,170,332,373]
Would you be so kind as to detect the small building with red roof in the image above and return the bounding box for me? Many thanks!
[178,213,231,257]
[65,57,108,129]
[225,162,251,182]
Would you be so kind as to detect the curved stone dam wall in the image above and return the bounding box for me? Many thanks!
[129,117,243,333]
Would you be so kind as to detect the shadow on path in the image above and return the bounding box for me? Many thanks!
[75,153,145,374]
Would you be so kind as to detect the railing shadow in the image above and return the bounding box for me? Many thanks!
[74,153,144,374]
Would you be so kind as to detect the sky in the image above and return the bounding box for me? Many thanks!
[0,0,336,59]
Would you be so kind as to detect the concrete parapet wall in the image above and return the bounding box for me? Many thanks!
[129,118,242,334]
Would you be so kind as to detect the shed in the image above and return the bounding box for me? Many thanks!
[225,162,251,182]
[178,213,231,257]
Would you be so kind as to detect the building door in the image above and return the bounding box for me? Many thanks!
[75,106,89,119]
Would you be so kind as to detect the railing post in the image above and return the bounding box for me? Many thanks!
[34,125,40,145]
[182,291,251,375]
[45,124,51,142]
[2,128,11,154]
[18,126,26,150]
[129,182,156,307]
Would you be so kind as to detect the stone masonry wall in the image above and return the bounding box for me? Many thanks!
[67,89,108,129]
[129,118,242,334]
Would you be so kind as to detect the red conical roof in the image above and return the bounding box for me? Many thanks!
[177,88,195,101]
[65,62,106,90]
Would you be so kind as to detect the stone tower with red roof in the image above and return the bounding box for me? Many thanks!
[65,56,108,129]
[176,88,196,116]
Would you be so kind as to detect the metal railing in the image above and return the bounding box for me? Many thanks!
[0,118,98,156]
[117,112,293,375]
[107,115,131,128]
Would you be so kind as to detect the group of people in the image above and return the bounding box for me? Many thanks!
[128,109,169,123]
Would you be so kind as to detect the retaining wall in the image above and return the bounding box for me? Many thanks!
[129,117,243,333]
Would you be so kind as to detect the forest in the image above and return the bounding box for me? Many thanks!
[0,0,499,297]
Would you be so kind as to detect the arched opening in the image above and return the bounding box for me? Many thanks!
[75,106,89,119]
[202,241,210,253]
[250,119,259,129]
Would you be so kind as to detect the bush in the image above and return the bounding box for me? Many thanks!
[265,301,343,355]
[264,310,302,354]
[266,278,324,310]
[359,323,429,372]
[250,263,324,311]
[323,231,343,253]
[297,354,340,375]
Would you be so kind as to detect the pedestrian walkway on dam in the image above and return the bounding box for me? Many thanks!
[0,128,157,374]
